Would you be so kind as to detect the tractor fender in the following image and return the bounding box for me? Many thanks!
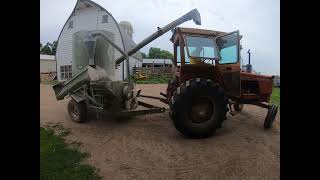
[70,92,86,103]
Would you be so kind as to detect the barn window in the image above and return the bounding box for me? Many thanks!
[60,65,72,80]
[68,21,73,29]
[102,15,108,23]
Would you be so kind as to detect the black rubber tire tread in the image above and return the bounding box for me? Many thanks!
[264,105,278,129]
[234,103,244,112]
[166,76,178,97]
[67,99,87,123]
[169,78,228,138]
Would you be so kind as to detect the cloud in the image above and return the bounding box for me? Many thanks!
[40,0,279,75]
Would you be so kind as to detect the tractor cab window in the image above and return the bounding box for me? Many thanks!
[176,46,190,66]
[184,35,218,64]
[216,31,239,64]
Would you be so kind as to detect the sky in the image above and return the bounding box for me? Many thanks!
[40,0,279,75]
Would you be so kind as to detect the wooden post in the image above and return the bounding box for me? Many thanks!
[163,59,165,73]
[152,61,154,75]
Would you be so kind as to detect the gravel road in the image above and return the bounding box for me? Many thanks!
[40,84,280,180]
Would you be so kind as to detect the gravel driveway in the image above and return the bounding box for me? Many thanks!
[40,84,280,180]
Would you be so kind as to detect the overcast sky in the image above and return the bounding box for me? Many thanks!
[40,0,279,75]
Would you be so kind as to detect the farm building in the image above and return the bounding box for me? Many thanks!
[132,58,173,76]
[142,59,172,67]
[272,75,280,87]
[40,54,56,73]
[56,0,142,82]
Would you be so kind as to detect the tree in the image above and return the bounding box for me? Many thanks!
[160,50,173,59]
[141,52,147,58]
[51,41,58,55]
[41,42,53,55]
[148,47,173,59]
[40,41,58,55]
[148,47,162,58]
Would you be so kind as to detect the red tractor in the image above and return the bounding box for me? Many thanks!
[163,27,278,138]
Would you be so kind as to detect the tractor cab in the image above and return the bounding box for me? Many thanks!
[170,27,241,98]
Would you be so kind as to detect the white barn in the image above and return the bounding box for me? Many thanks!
[56,0,142,82]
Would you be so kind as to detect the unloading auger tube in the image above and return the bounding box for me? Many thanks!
[115,8,201,65]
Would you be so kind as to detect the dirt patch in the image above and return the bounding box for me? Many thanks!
[40,84,280,180]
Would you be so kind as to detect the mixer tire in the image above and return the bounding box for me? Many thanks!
[67,99,87,123]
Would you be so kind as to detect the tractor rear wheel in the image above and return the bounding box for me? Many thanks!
[264,104,278,129]
[169,78,228,138]
[67,99,87,123]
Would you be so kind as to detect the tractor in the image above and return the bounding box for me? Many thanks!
[162,27,278,138]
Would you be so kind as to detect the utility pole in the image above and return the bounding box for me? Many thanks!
[246,49,252,73]
[248,49,251,65]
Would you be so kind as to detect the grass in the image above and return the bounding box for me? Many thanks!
[133,75,171,84]
[40,125,101,180]
[271,87,280,107]
[41,79,58,85]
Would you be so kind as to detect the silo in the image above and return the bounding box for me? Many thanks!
[119,21,134,38]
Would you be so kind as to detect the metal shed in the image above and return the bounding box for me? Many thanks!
[40,54,56,73]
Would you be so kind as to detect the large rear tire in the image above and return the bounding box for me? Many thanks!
[67,99,87,123]
[169,78,228,138]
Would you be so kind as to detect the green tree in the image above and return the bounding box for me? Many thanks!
[148,47,162,58]
[41,42,53,55]
[160,50,173,59]
[51,41,58,55]
[40,41,58,55]
[148,47,173,59]
[141,52,147,58]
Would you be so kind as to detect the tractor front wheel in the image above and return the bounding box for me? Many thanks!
[264,104,278,129]
[169,78,228,138]
[234,102,244,112]
[67,99,87,123]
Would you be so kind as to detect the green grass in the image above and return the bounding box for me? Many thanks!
[41,79,58,85]
[271,87,280,107]
[133,75,171,84]
[40,126,101,180]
